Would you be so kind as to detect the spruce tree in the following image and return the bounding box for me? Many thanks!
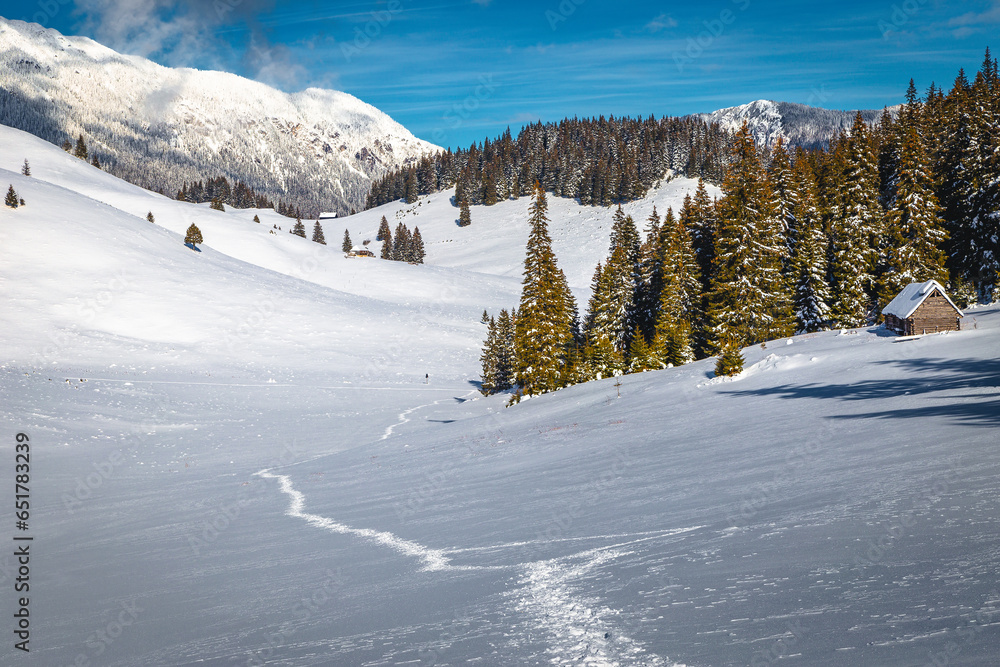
[210,198,225,211]
[830,113,883,327]
[714,340,745,377]
[707,123,791,353]
[253,215,261,223]
[312,221,326,244]
[376,216,391,241]
[789,157,832,333]
[627,328,658,373]
[291,217,307,238]
[21,160,30,177]
[635,206,663,340]
[404,170,418,204]
[495,309,516,391]
[411,227,426,263]
[381,232,392,259]
[61,139,72,152]
[184,224,203,247]
[458,199,472,227]
[342,229,353,252]
[73,135,88,160]
[393,223,411,261]
[585,207,641,355]
[965,51,1000,299]
[653,208,700,366]
[583,334,626,381]
[480,315,499,395]
[514,183,577,395]
[146,211,155,223]
[91,154,101,169]
[5,185,19,208]
[878,127,949,307]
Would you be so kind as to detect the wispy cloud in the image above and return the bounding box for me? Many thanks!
[71,0,305,86]
[645,13,677,33]
[948,0,1000,27]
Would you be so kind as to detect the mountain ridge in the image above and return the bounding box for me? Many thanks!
[693,99,898,149]
[0,16,439,216]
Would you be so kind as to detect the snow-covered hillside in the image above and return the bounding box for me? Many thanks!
[696,100,894,149]
[0,16,438,215]
[2,123,999,667]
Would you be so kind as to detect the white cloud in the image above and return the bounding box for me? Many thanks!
[645,13,678,34]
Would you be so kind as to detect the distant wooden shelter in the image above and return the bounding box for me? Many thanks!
[882,280,964,336]
[347,245,375,257]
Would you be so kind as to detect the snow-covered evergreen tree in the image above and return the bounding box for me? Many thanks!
[184,223,203,247]
[393,223,411,261]
[291,218,307,238]
[410,227,425,263]
[312,221,326,245]
[458,199,471,227]
[878,127,949,307]
[21,159,30,176]
[5,185,19,208]
[376,216,390,241]
[653,208,700,366]
[830,113,883,327]
[342,229,353,252]
[788,156,832,333]
[210,198,225,211]
[707,123,792,352]
[514,183,577,395]
[146,211,155,223]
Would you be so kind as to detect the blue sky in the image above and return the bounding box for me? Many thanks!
[5,0,1000,149]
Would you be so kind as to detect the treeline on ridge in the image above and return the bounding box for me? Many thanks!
[365,115,733,209]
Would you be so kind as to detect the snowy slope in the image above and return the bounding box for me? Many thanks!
[0,17,438,215]
[2,123,999,667]
[696,100,895,149]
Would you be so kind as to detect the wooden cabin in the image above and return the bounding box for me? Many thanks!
[347,242,375,258]
[882,280,964,336]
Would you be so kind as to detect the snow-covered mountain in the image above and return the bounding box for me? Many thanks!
[0,17,438,216]
[696,99,894,149]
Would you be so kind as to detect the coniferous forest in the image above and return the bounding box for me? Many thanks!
[481,51,1000,396]
[366,115,732,209]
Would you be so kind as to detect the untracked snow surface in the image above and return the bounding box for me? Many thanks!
[2,125,1000,666]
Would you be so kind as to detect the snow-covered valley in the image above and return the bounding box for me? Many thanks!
[2,124,999,666]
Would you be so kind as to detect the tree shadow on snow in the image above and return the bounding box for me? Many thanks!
[722,357,1000,427]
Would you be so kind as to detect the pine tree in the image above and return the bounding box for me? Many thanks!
[653,208,700,366]
[514,183,577,395]
[342,229,353,252]
[73,135,88,160]
[965,50,1000,299]
[714,340,745,377]
[253,215,261,223]
[21,160,30,177]
[495,309,516,391]
[878,127,949,307]
[210,198,225,211]
[312,221,326,244]
[184,223,203,247]
[584,207,641,355]
[376,216,391,241]
[404,169,418,204]
[635,206,663,340]
[393,224,411,261]
[291,217,307,238]
[61,139,72,152]
[410,227,426,263]
[381,232,392,259]
[830,113,883,327]
[91,154,101,169]
[583,334,626,380]
[458,199,472,227]
[480,315,499,395]
[707,123,791,353]
[5,185,19,208]
[627,328,658,373]
[146,211,155,223]
[789,157,832,333]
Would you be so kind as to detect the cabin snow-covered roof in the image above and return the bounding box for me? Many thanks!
[882,280,963,319]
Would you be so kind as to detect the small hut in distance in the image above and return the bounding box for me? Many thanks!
[882,280,964,336]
